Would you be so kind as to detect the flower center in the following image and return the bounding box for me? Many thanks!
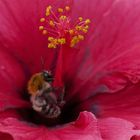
[26,5,91,126]
[39,5,90,48]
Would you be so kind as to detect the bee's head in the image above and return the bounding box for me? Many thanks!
[42,71,53,83]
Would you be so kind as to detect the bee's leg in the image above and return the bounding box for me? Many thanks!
[42,104,61,118]
[41,92,61,118]
[48,105,61,118]
[30,94,46,113]
[57,87,66,107]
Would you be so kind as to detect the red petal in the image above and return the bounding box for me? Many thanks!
[0,47,25,93]
[60,0,140,103]
[99,117,140,140]
[94,84,140,129]
[77,83,140,133]
[0,47,30,110]
[0,132,13,140]
[0,112,101,140]
[0,111,139,140]
[0,0,73,74]
[0,109,22,120]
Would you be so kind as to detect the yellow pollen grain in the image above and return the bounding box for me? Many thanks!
[39,26,44,30]
[46,5,52,16]
[76,25,82,31]
[70,36,79,47]
[48,43,56,48]
[53,39,58,44]
[85,25,89,29]
[40,18,45,22]
[79,17,83,21]
[69,29,74,35]
[85,19,91,24]
[82,29,88,33]
[48,37,58,48]
[65,6,70,11]
[46,12,50,16]
[42,30,48,35]
[78,35,84,40]
[58,8,64,13]
[57,38,66,44]
[48,37,54,41]
[39,5,91,49]
[49,20,55,27]
[59,15,67,20]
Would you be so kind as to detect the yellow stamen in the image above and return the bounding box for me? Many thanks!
[75,25,82,31]
[46,5,52,16]
[70,36,79,47]
[42,30,48,35]
[79,17,83,21]
[48,43,56,48]
[85,25,89,30]
[69,29,74,35]
[48,37,54,41]
[57,38,66,45]
[40,18,45,22]
[48,37,58,48]
[59,15,67,20]
[49,20,55,27]
[78,35,84,40]
[85,19,91,24]
[39,26,44,30]
[39,5,91,49]
[82,29,88,33]
[65,6,70,11]
[58,8,64,13]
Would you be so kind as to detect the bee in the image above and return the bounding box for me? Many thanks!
[27,70,65,118]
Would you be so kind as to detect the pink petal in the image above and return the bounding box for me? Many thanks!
[0,47,25,93]
[99,117,140,140]
[76,84,140,133]
[0,111,139,140]
[0,1,140,139]
[62,0,140,103]
[0,0,73,74]
[0,112,102,140]
[93,83,140,129]
[0,47,30,110]
[1,0,140,99]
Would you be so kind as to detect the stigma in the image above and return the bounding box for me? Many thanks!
[39,5,91,48]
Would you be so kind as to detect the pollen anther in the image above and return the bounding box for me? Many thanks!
[49,20,55,27]
[39,5,91,48]
[85,19,91,24]
[58,8,64,13]
[39,26,44,30]
[58,38,66,44]
[42,30,48,35]
[65,6,70,11]
[40,18,45,22]
[46,5,52,16]
[79,17,83,21]
[59,15,67,20]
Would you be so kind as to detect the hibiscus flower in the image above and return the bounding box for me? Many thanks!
[0,0,140,139]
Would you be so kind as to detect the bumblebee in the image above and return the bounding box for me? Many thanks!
[28,71,65,118]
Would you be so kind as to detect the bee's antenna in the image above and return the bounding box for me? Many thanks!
[40,56,46,71]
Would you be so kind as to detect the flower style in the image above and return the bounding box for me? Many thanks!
[0,0,140,140]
